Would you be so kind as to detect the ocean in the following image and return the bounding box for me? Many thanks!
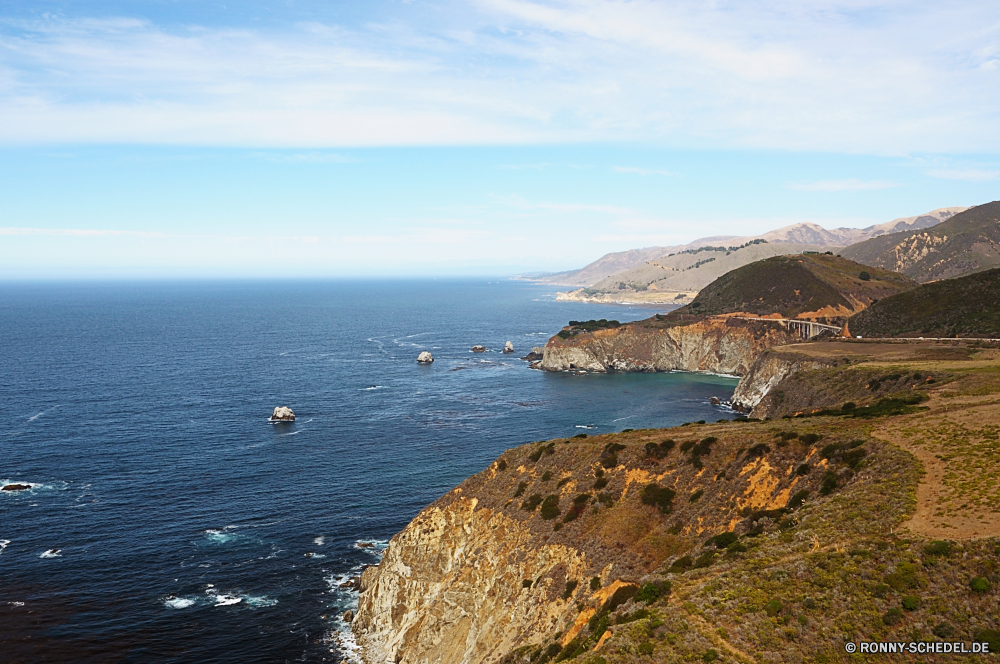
[0,279,739,663]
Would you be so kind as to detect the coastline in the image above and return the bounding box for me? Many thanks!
[554,287,697,306]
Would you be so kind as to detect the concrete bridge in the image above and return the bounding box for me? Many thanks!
[733,317,843,339]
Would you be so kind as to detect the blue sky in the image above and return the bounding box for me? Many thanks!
[1,1,998,278]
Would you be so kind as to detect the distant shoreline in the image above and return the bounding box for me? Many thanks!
[554,287,697,306]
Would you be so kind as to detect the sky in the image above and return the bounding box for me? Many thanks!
[1,0,999,278]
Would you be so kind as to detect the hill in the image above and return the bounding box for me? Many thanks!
[674,253,915,324]
[537,207,963,289]
[848,267,1000,338]
[841,201,1000,282]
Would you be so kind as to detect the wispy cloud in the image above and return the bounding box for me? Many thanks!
[925,169,1000,182]
[612,166,676,177]
[0,2,999,151]
[785,179,900,192]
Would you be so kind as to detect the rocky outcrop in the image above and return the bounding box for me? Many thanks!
[472,345,486,353]
[730,350,831,414]
[270,406,295,421]
[2,483,31,491]
[503,341,515,353]
[540,317,799,376]
[417,351,434,363]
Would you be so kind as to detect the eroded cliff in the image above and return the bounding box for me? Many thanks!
[540,317,799,375]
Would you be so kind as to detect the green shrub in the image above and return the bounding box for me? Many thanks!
[590,576,601,591]
[542,470,553,482]
[572,433,587,439]
[820,443,843,459]
[702,650,719,663]
[693,551,715,569]
[593,477,608,490]
[680,441,695,453]
[882,608,904,625]
[885,563,920,591]
[562,580,578,600]
[522,494,543,511]
[705,532,738,548]
[540,495,561,520]
[974,629,1000,653]
[539,643,562,663]
[522,579,532,588]
[802,597,817,610]
[668,556,693,573]
[745,443,770,458]
[859,271,871,281]
[514,481,528,498]
[800,433,822,445]
[841,447,867,469]
[970,576,991,593]
[640,484,676,514]
[763,598,783,616]
[689,489,704,503]
[615,609,650,624]
[557,477,571,489]
[795,464,810,476]
[932,622,955,638]
[601,454,619,469]
[668,522,684,535]
[922,540,953,557]
[497,458,507,471]
[637,642,654,656]
[554,637,584,662]
[787,489,810,509]
[634,580,671,604]
[820,471,838,495]
[901,595,920,611]
[595,492,613,506]
[727,541,747,553]
[780,431,799,441]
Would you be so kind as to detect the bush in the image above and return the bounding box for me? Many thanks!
[933,622,955,638]
[572,433,588,439]
[727,541,748,553]
[842,447,867,469]
[497,458,507,471]
[540,495,561,520]
[689,489,704,503]
[542,470,553,482]
[514,481,528,498]
[820,471,838,495]
[634,580,671,604]
[859,271,871,281]
[795,464,810,476]
[820,443,843,459]
[970,576,991,593]
[522,579,532,588]
[637,642,654,656]
[800,433,822,445]
[595,492,613,506]
[556,477,571,489]
[787,490,809,509]
[883,608,904,625]
[522,494,543,511]
[975,629,1000,653]
[601,454,618,469]
[901,595,920,611]
[693,551,716,569]
[640,483,676,514]
[705,532,738,548]
[885,562,920,591]
[593,477,608,490]
[668,556,693,573]
[680,441,695,453]
[763,598,783,616]
[562,580,578,600]
[703,650,719,663]
[590,576,601,591]
[923,540,953,557]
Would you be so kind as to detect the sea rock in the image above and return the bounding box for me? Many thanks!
[343,610,355,623]
[417,351,434,363]
[502,341,514,353]
[521,346,546,361]
[2,483,31,492]
[710,396,721,405]
[270,406,295,421]
[471,345,486,353]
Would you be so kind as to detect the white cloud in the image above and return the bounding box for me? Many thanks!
[925,169,1000,182]
[612,166,676,176]
[785,179,900,192]
[0,3,996,151]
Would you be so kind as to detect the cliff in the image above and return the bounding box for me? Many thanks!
[730,350,832,413]
[540,316,800,375]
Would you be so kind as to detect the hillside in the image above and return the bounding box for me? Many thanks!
[848,267,1000,338]
[674,254,915,324]
[842,201,1000,282]
[355,343,1000,664]
[538,207,963,289]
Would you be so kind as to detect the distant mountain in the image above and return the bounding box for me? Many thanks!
[841,201,1000,282]
[536,207,964,288]
[849,267,1000,338]
[674,254,916,324]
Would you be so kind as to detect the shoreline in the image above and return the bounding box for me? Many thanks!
[554,287,697,306]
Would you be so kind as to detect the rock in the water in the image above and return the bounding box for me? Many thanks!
[522,346,545,361]
[2,483,31,492]
[343,610,354,622]
[502,341,514,353]
[710,396,721,405]
[270,406,295,421]
[471,345,486,353]
[417,351,434,363]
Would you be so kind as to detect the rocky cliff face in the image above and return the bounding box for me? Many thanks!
[540,317,799,376]
[730,350,832,414]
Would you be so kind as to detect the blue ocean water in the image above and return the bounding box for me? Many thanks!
[0,280,738,663]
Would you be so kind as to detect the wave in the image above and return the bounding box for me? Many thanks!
[40,549,62,558]
[361,386,386,391]
[204,528,239,544]
[165,597,196,609]
[314,536,325,546]
[279,430,301,436]
[27,405,59,422]
[0,540,9,555]
[575,425,596,429]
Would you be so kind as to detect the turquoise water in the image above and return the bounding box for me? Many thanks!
[0,279,739,663]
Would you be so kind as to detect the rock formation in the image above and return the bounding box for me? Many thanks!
[541,317,799,376]
[270,406,295,421]
[503,341,515,353]
[471,345,486,353]
[2,483,31,491]
[417,351,434,363]
[730,350,831,414]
